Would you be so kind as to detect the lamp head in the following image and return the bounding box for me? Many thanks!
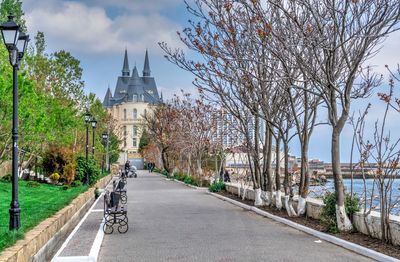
[0,15,20,49]
[91,118,97,128]
[16,32,29,58]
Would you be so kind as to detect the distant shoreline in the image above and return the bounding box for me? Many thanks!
[320,173,399,179]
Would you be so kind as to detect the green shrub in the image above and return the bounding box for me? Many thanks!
[49,173,60,181]
[183,175,193,185]
[60,185,70,190]
[63,162,76,185]
[209,181,225,192]
[1,174,11,182]
[75,156,100,185]
[321,192,360,233]
[71,180,82,187]
[42,145,74,175]
[27,181,41,188]
[173,172,184,181]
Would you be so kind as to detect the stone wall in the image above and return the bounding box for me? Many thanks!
[0,174,113,262]
[0,161,11,178]
[225,182,400,246]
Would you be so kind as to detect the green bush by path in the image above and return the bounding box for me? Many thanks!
[321,192,360,233]
[0,180,88,253]
[75,156,100,185]
[209,181,225,192]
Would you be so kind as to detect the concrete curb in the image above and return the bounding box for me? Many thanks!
[208,192,400,262]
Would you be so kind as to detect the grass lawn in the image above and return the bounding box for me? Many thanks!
[0,180,88,253]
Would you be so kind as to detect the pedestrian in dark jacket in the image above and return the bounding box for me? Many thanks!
[224,169,231,182]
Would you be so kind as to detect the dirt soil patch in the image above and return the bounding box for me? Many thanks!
[218,190,400,259]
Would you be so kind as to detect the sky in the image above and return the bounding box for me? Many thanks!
[21,0,400,163]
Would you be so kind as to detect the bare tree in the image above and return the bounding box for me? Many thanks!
[270,0,400,231]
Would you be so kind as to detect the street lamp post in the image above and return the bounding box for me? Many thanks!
[84,111,92,162]
[91,118,97,156]
[102,131,109,173]
[0,15,29,230]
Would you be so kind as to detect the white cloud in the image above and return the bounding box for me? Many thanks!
[87,0,183,12]
[158,85,198,100]
[366,30,400,74]
[24,0,186,55]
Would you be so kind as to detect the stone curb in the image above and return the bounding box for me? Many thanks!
[0,174,113,262]
[208,192,400,262]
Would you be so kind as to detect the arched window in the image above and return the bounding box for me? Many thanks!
[123,109,127,120]
[133,108,137,120]
[133,94,137,102]
[132,125,137,136]
[133,137,137,147]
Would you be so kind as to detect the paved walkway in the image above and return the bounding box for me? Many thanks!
[98,171,372,262]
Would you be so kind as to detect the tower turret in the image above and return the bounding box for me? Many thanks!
[143,49,151,77]
[122,49,130,77]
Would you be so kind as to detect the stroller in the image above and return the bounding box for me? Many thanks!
[124,161,137,178]
[127,165,137,178]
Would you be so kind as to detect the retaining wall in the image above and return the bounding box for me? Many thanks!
[0,174,113,262]
[225,182,400,246]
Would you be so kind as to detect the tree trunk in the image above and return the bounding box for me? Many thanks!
[253,115,262,206]
[275,135,282,209]
[332,129,353,231]
[161,147,171,174]
[297,138,309,216]
[264,128,273,206]
[283,132,296,216]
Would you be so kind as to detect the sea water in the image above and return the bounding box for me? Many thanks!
[309,179,400,215]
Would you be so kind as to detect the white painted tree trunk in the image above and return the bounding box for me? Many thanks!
[284,195,297,217]
[254,188,263,206]
[275,190,282,210]
[237,181,241,198]
[264,191,272,206]
[336,204,353,231]
[242,186,247,200]
[297,196,307,216]
[261,190,267,206]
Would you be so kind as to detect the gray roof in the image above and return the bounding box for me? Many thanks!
[103,50,162,107]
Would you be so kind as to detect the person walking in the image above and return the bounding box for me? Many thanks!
[125,160,130,176]
[223,169,231,182]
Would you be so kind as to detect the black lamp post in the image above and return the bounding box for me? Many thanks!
[91,118,97,156]
[0,15,29,230]
[102,131,109,173]
[84,111,91,162]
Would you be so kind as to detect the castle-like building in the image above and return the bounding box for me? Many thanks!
[103,49,162,167]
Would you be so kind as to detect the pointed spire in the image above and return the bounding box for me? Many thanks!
[143,49,151,77]
[132,65,139,78]
[103,86,113,107]
[160,91,163,101]
[122,49,130,77]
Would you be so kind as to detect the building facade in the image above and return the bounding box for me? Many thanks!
[103,49,162,167]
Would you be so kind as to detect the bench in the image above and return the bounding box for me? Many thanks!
[120,170,128,182]
[103,190,128,234]
[113,179,127,204]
